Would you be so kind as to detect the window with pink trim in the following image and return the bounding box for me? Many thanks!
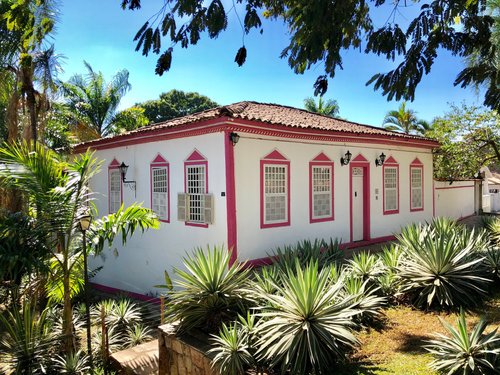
[309,153,334,223]
[261,150,290,228]
[410,159,424,211]
[183,150,209,227]
[108,159,122,214]
[150,155,169,222]
[383,157,399,215]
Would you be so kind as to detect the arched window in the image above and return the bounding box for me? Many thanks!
[410,158,424,211]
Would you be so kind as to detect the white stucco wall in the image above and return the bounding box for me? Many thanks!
[88,132,228,295]
[434,180,476,219]
[233,134,434,262]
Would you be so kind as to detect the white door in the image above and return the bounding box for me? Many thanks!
[352,167,364,241]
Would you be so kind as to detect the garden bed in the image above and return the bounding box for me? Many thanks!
[338,288,500,374]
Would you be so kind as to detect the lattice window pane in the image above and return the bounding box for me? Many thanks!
[109,169,121,213]
[384,166,398,211]
[312,166,332,218]
[152,166,168,220]
[186,165,206,223]
[411,168,423,209]
[264,164,288,223]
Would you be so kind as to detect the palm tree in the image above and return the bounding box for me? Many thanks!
[0,142,159,353]
[304,97,340,118]
[1,0,61,144]
[382,102,428,135]
[60,62,131,139]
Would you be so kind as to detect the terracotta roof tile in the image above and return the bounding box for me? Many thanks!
[78,101,437,147]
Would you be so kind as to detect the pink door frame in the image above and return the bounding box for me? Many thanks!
[349,154,371,242]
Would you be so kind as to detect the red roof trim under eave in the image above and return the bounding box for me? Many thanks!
[73,117,439,153]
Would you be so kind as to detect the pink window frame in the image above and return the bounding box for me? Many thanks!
[184,150,209,228]
[260,150,291,229]
[108,158,123,214]
[150,154,170,223]
[410,158,424,212]
[382,156,399,215]
[309,153,334,223]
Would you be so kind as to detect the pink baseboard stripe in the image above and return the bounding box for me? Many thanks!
[90,282,161,305]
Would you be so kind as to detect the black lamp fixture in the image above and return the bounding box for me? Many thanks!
[375,152,386,167]
[119,162,136,186]
[229,132,240,146]
[340,150,352,166]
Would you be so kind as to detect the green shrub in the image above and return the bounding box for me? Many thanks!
[397,218,490,309]
[426,310,500,374]
[167,245,250,333]
[254,260,359,374]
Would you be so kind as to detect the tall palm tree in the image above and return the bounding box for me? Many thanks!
[0,142,159,353]
[382,102,428,135]
[304,97,340,118]
[1,0,61,144]
[60,62,131,139]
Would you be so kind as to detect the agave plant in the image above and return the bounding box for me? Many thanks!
[426,310,500,374]
[397,220,491,309]
[346,251,384,282]
[250,265,283,298]
[91,325,123,358]
[108,298,142,333]
[209,322,254,375]
[51,350,90,375]
[272,238,343,272]
[167,245,251,333]
[342,275,386,326]
[483,216,500,245]
[254,260,359,374]
[377,271,401,299]
[483,246,500,280]
[379,244,402,272]
[125,323,153,348]
[0,301,56,375]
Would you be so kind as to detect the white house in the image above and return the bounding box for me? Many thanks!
[75,101,439,296]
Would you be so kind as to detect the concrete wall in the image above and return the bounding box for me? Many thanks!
[88,132,228,295]
[233,133,434,262]
[434,180,476,219]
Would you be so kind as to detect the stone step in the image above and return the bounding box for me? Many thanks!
[111,339,158,375]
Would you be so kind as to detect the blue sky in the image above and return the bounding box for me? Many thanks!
[53,0,485,126]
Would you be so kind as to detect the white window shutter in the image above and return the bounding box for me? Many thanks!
[203,194,214,224]
[178,193,188,221]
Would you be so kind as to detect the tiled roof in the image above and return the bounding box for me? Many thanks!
[78,101,437,147]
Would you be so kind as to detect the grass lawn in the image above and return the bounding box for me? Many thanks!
[337,287,500,374]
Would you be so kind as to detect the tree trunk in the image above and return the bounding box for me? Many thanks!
[21,64,37,144]
[62,268,75,354]
[1,78,23,212]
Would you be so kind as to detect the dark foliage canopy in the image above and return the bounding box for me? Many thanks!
[121,0,498,110]
[137,89,218,123]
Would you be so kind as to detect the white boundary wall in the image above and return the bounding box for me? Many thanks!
[434,180,475,219]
